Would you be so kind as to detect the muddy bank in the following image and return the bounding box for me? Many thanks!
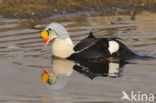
[0,0,156,19]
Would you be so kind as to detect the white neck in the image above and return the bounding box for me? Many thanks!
[65,38,73,44]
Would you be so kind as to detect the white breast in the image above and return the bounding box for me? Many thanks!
[52,39,74,58]
[108,41,119,54]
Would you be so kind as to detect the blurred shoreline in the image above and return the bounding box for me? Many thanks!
[0,0,156,19]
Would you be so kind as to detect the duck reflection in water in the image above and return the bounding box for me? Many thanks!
[73,59,128,79]
[41,57,74,90]
[41,57,128,89]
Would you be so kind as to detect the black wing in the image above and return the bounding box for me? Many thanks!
[74,31,96,51]
[70,38,111,61]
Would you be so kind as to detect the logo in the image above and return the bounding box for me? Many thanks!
[121,91,155,102]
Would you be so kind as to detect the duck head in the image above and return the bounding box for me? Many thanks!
[41,28,57,46]
[41,23,73,46]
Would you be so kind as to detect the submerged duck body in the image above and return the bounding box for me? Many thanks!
[41,23,137,61]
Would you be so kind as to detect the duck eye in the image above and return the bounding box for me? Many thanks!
[47,31,49,36]
[48,28,51,31]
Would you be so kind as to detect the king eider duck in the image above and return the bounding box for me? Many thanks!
[41,23,137,61]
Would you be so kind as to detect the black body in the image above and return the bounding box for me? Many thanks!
[67,31,137,61]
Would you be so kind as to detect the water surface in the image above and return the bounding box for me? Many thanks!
[0,10,156,103]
